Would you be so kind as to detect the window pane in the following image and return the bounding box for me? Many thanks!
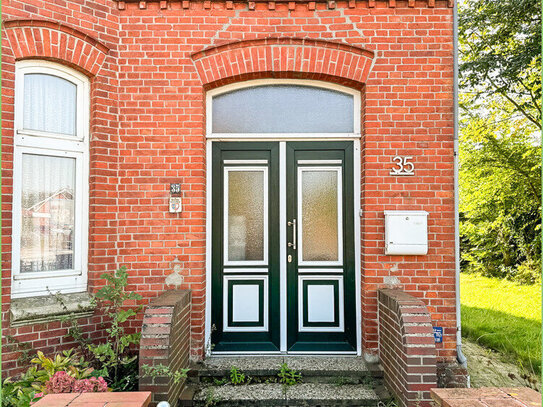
[23,73,77,136]
[227,170,265,262]
[301,170,339,262]
[20,154,76,272]
[212,85,354,133]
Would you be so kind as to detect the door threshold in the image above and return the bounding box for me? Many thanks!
[210,351,358,357]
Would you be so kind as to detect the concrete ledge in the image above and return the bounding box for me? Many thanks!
[10,292,95,327]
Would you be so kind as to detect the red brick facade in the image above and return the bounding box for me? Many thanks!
[2,0,457,378]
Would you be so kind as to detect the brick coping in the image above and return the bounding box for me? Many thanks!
[32,392,152,406]
[431,387,542,407]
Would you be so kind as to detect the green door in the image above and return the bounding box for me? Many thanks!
[286,142,356,352]
[211,141,356,353]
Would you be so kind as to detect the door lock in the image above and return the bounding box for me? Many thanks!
[288,219,297,250]
[287,254,292,263]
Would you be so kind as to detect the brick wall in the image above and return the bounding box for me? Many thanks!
[2,0,458,377]
[378,288,437,407]
[139,290,192,406]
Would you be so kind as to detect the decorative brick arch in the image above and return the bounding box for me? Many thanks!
[3,20,109,76]
[191,38,375,88]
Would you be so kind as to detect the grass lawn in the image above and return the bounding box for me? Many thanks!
[460,273,542,376]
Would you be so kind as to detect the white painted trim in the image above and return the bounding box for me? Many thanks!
[224,159,268,164]
[223,275,269,332]
[11,61,89,299]
[297,268,344,274]
[205,140,213,354]
[297,160,342,165]
[223,166,269,267]
[354,139,362,357]
[298,275,345,333]
[279,142,287,352]
[206,79,361,138]
[297,166,343,267]
[223,268,268,274]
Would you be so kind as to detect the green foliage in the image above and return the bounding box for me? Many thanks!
[459,0,541,128]
[460,273,542,381]
[277,363,301,386]
[140,364,190,385]
[459,97,541,284]
[87,266,143,391]
[229,366,245,385]
[1,349,95,407]
[31,350,94,382]
[2,376,42,407]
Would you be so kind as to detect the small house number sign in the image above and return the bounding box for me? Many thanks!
[390,156,415,176]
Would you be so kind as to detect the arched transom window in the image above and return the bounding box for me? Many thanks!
[207,80,361,138]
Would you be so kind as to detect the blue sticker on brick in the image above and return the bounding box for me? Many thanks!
[433,326,443,343]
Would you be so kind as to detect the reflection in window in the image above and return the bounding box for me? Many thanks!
[20,154,75,272]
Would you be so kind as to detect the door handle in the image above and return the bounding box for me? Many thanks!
[288,219,297,250]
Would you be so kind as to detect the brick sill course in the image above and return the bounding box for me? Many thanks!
[32,392,152,407]
[431,387,542,407]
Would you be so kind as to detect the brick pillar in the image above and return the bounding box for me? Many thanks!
[139,290,191,406]
[378,289,437,407]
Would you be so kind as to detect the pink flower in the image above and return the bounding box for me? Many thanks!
[45,371,76,393]
[72,377,108,393]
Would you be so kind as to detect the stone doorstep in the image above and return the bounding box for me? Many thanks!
[193,383,380,406]
[431,387,542,407]
[193,356,381,379]
[32,392,152,407]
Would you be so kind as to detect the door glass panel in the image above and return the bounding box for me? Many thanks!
[227,170,266,262]
[20,154,76,272]
[212,85,354,133]
[301,170,339,262]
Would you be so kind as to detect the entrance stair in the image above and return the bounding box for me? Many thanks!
[181,356,390,406]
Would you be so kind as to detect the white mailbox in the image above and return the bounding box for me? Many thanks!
[384,211,428,255]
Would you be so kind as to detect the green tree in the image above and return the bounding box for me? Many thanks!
[459,97,541,284]
[459,0,542,129]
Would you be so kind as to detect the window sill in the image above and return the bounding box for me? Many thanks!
[10,292,95,327]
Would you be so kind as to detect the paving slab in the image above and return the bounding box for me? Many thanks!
[431,387,541,407]
[32,392,151,407]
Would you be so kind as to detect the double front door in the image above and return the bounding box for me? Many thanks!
[211,141,357,353]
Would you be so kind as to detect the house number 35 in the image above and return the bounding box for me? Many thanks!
[390,156,415,176]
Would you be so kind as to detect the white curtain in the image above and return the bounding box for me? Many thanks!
[23,73,77,136]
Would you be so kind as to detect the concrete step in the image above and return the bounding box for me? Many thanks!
[192,383,381,406]
[190,356,382,384]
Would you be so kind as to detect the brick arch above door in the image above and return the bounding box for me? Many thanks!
[191,38,375,89]
[3,20,109,76]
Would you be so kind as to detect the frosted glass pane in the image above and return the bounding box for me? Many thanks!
[20,154,76,272]
[227,171,265,261]
[301,171,338,262]
[212,85,354,133]
[23,73,77,135]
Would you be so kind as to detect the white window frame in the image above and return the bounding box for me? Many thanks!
[206,79,361,139]
[11,60,90,299]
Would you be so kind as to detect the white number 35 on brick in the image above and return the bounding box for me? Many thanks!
[390,156,415,176]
